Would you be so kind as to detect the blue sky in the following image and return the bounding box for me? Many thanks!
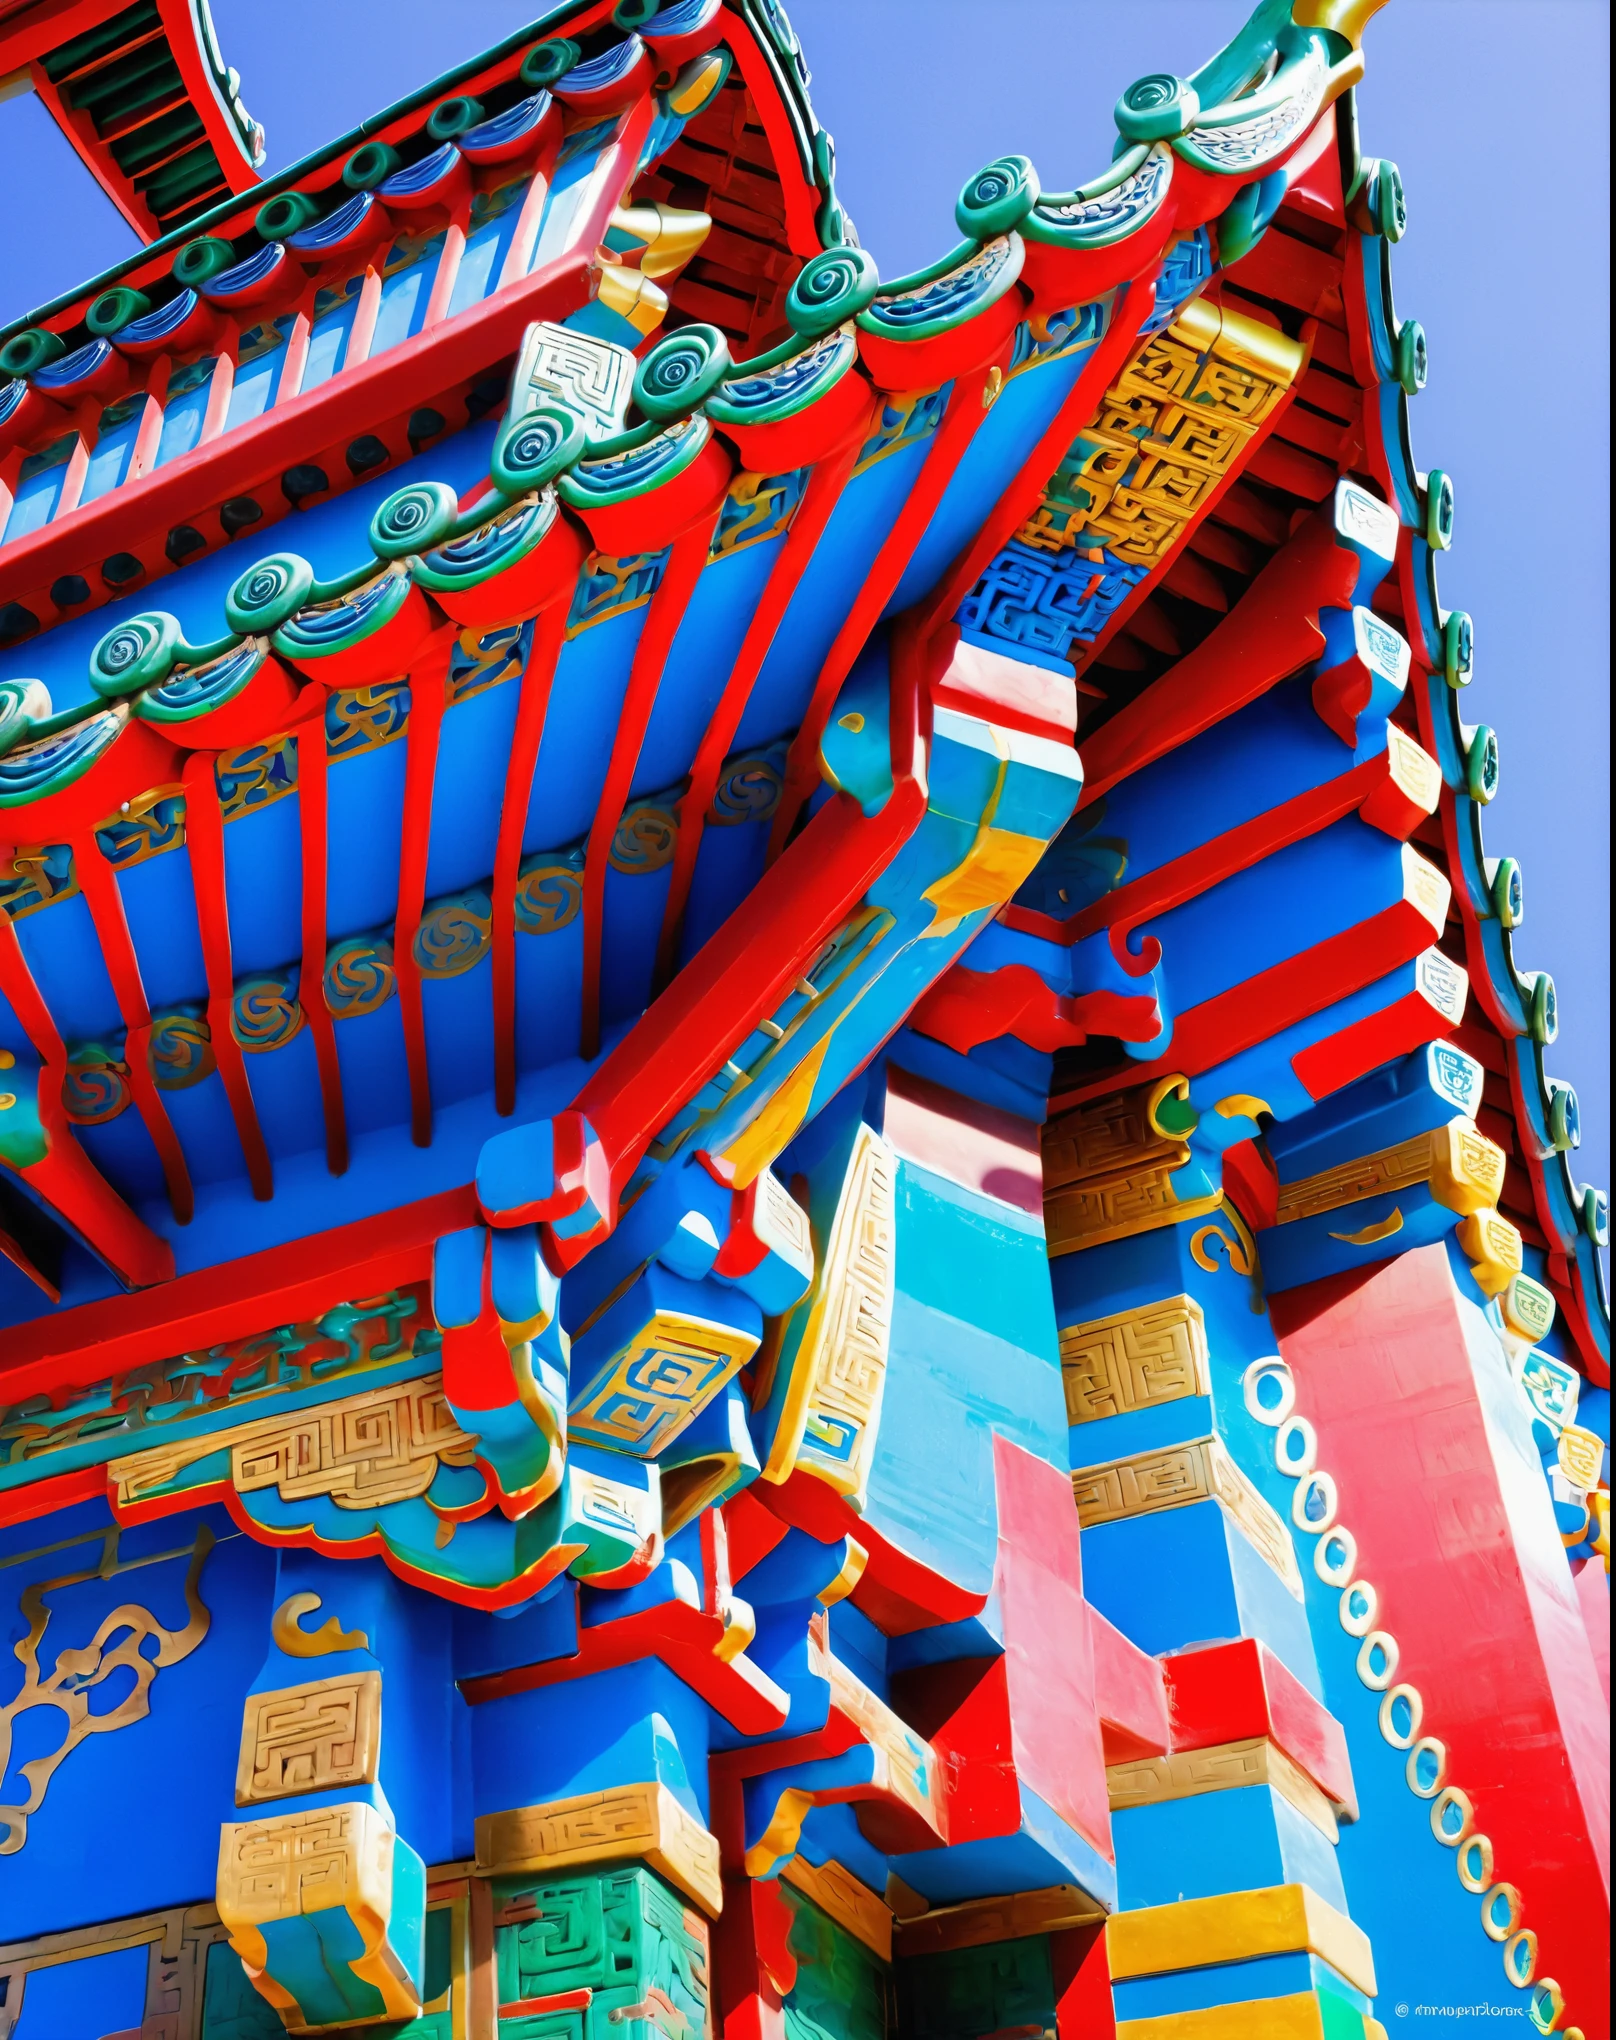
[1,0,1607,1209]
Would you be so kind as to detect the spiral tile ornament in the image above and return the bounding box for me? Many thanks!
[786,245,881,337]
[324,935,396,1018]
[274,568,411,659]
[632,324,731,422]
[0,328,66,379]
[171,236,237,287]
[956,155,1039,240]
[370,480,461,560]
[85,286,151,337]
[492,402,587,497]
[0,679,50,759]
[1465,726,1498,803]
[255,190,322,240]
[0,707,128,808]
[231,972,306,1052]
[90,612,184,697]
[342,141,401,191]
[139,646,265,725]
[1114,72,1199,143]
[413,891,493,977]
[226,554,316,637]
[149,1009,216,1089]
[413,496,556,599]
[520,38,580,88]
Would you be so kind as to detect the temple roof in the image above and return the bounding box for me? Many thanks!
[0,0,1605,1391]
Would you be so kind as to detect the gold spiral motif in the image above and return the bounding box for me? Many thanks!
[324,936,396,1019]
[63,1056,132,1124]
[513,861,583,934]
[149,1010,216,1089]
[231,973,306,1052]
[413,892,493,978]
[609,803,678,873]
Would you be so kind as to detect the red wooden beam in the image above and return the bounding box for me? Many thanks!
[1272,1247,1610,2032]
[653,433,866,998]
[579,521,716,1061]
[767,353,1011,863]
[0,1178,475,1391]
[72,827,196,1223]
[1070,314,1320,680]
[180,750,273,1199]
[459,1590,790,1734]
[492,601,569,1117]
[0,916,173,1289]
[571,618,930,1204]
[295,720,348,1176]
[392,633,455,1148]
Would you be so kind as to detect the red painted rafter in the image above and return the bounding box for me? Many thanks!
[0,93,654,602]
[392,634,455,1149]
[766,353,1013,863]
[180,750,273,1199]
[579,522,717,1061]
[571,622,929,1208]
[653,434,865,997]
[295,720,347,1176]
[492,601,569,1117]
[72,829,196,1222]
[0,914,173,1288]
[1075,498,1356,810]
[496,127,566,291]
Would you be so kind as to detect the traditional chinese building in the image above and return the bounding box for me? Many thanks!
[0,1,1607,2036]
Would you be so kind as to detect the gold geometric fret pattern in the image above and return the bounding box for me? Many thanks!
[1072,1435,1303,1596]
[1060,1295,1210,1424]
[216,1800,421,2023]
[1106,1736,1338,1840]
[473,1781,723,1918]
[1455,1209,1524,1295]
[764,1125,897,1503]
[109,1376,478,1512]
[1042,1085,1220,1256]
[236,1672,382,1807]
[217,1802,393,1925]
[894,1884,1106,1959]
[1043,1086,1186,1189]
[568,1311,760,1458]
[1017,298,1305,570]
[1274,1120,1505,1226]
